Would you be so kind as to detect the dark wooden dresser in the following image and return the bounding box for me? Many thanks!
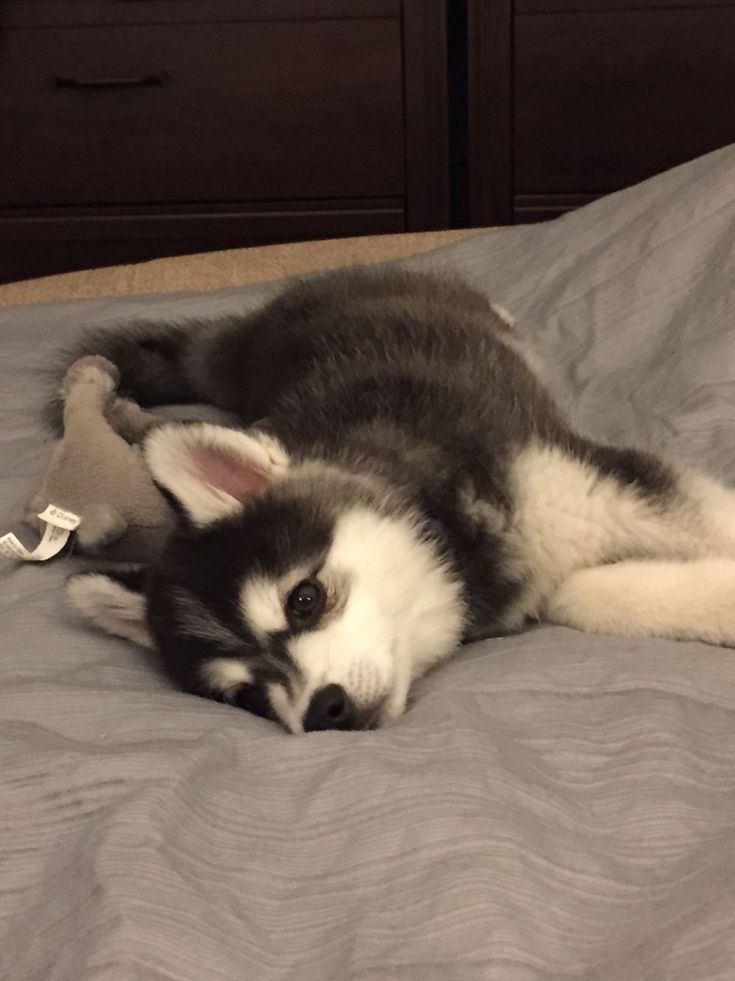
[467,0,735,224]
[0,0,448,283]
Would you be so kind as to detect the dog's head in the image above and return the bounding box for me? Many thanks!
[67,423,465,732]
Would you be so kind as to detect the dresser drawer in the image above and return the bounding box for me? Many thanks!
[1,19,404,206]
[467,0,735,225]
[514,6,735,198]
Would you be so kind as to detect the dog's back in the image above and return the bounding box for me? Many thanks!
[63,268,567,491]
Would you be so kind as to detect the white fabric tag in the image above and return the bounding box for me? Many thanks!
[0,505,81,563]
[37,504,81,532]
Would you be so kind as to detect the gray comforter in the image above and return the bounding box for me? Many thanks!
[3,145,735,981]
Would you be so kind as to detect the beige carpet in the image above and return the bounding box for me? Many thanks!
[0,230,483,307]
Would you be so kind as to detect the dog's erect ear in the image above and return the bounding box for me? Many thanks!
[144,423,289,528]
[66,569,153,648]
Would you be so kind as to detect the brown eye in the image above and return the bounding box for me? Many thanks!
[285,579,325,628]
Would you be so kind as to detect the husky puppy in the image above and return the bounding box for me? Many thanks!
[65,268,735,733]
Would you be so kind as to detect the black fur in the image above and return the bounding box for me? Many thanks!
[582,442,675,498]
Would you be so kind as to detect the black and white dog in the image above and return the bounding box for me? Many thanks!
[66,268,735,733]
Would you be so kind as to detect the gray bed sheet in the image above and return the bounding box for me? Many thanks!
[3,145,735,981]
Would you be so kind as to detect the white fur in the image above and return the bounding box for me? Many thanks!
[66,574,152,648]
[267,682,303,735]
[503,444,715,627]
[201,658,253,699]
[144,423,289,528]
[489,303,515,327]
[329,509,465,675]
[504,443,735,645]
[240,577,287,638]
[680,471,735,555]
[286,588,395,728]
[273,507,465,731]
[488,306,551,382]
[547,558,735,647]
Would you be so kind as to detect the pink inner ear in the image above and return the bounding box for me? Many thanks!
[191,446,270,502]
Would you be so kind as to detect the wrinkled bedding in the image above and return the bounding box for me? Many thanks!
[3,145,735,980]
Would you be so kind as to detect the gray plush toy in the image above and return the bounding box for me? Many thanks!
[25,355,175,563]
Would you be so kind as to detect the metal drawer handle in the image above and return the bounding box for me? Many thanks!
[53,73,169,90]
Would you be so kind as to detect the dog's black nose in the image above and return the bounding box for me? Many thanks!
[303,684,356,732]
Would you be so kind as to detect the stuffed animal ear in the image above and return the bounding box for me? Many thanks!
[66,569,153,649]
[144,422,290,528]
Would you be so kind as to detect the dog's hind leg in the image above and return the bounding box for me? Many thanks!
[502,443,735,631]
[676,470,735,559]
[546,557,735,647]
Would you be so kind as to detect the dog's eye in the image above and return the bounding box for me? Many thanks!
[285,579,325,627]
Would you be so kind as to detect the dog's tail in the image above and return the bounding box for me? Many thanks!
[44,320,206,433]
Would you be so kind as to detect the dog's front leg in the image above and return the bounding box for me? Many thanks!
[546,558,735,648]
